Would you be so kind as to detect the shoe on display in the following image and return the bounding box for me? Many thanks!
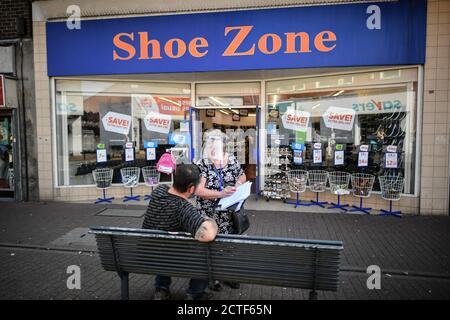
[154,287,171,300]
[223,281,240,289]
[185,292,214,300]
[209,280,223,292]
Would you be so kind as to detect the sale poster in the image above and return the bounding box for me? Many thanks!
[146,148,156,161]
[125,148,135,162]
[385,153,398,168]
[281,109,310,132]
[293,150,303,165]
[101,112,132,135]
[144,112,172,134]
[358,151,369,167]
[334,150,344,165]
[96,149,107,163]
[313,149,322,164]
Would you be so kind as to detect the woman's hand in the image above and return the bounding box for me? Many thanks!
[220,186,236,198]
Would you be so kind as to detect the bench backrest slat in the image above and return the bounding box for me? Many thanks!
[91,227,343,292]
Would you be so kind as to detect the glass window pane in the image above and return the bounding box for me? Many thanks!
[266,68,418,195]
[55,80,191,186]
[196,82,260,107]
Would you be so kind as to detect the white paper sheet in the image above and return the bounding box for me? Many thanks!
[217,181,252,211]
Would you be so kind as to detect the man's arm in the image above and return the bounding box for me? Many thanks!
[194,217,218,242]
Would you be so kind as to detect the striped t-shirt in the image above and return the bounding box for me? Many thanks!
[142,184,205,236]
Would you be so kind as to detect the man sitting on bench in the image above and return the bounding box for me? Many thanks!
[142,164,218,300]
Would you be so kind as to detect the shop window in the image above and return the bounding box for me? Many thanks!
[196,82,260,107]
[55,80,191,186]
[266,68,419,195]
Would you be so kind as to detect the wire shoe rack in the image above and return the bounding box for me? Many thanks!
[120,167,141,202]
[92,168,115,204]
[287,170,313,208]
[350,173,375,214]
[308,170,329,208]
[328,171,351,212]
[378,175,404,217]
[142,166,159,201]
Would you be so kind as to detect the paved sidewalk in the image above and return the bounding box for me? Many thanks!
[0,201,449,299]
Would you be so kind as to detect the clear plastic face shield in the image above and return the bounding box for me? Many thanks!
[202,135,226,163]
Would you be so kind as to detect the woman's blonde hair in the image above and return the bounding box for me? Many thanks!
[203,129,228,143]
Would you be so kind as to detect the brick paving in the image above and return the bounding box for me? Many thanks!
[0,201,450,299]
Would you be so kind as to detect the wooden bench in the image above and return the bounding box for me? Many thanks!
[89,226,343,300]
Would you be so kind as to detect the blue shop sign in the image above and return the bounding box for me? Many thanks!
[47,0,426,76]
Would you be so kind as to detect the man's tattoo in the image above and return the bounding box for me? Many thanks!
[195,224,208,239]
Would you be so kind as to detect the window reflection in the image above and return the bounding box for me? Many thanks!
[55,80,191,186]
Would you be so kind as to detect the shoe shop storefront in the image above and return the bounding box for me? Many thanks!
[0,74,20,200]
[33,0,438,214]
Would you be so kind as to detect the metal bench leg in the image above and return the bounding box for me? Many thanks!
[309,290,318,300]
[120,272,129,300]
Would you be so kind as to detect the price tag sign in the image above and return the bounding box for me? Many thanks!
[313,149,322,164]
[334,150,344,166]
[96,149,107,163]
[386,145,397,153]
[293,149,303,165]
[146,148,156,161]
[385,153,398,168]
[358,151,369,167]
[360,145,369,152]
[125,148,135,162]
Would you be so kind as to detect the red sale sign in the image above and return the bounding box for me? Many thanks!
[281,109,310,132]
[323,106,355,131]
[101,111,132,135]
[144,112,172,134]
[133,94,190,116]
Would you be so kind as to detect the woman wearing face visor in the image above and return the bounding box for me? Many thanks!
[195,129,246,290]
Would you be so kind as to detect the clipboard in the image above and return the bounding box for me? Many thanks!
[217,199,247,212]
[215,181,252,211]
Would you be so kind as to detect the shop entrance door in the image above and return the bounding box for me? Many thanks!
[0,112,14,198]
[189,106,260,196]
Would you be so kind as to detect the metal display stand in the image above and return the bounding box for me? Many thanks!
[350,173,375,214]
[328,171,351,212]
[142,166,159,201]
[120,167,141,202]
[263,146,291,202]
[308,170,329,208]
[92,168,114,204]
[286,170,312,207]
[379,175,404,217]
[8,168,14,190]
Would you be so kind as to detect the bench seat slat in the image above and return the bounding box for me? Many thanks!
[90,227,343,296]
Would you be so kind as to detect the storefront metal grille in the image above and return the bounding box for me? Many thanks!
[35,0,398,21]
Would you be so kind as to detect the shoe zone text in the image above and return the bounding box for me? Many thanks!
[177,304,272,318]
